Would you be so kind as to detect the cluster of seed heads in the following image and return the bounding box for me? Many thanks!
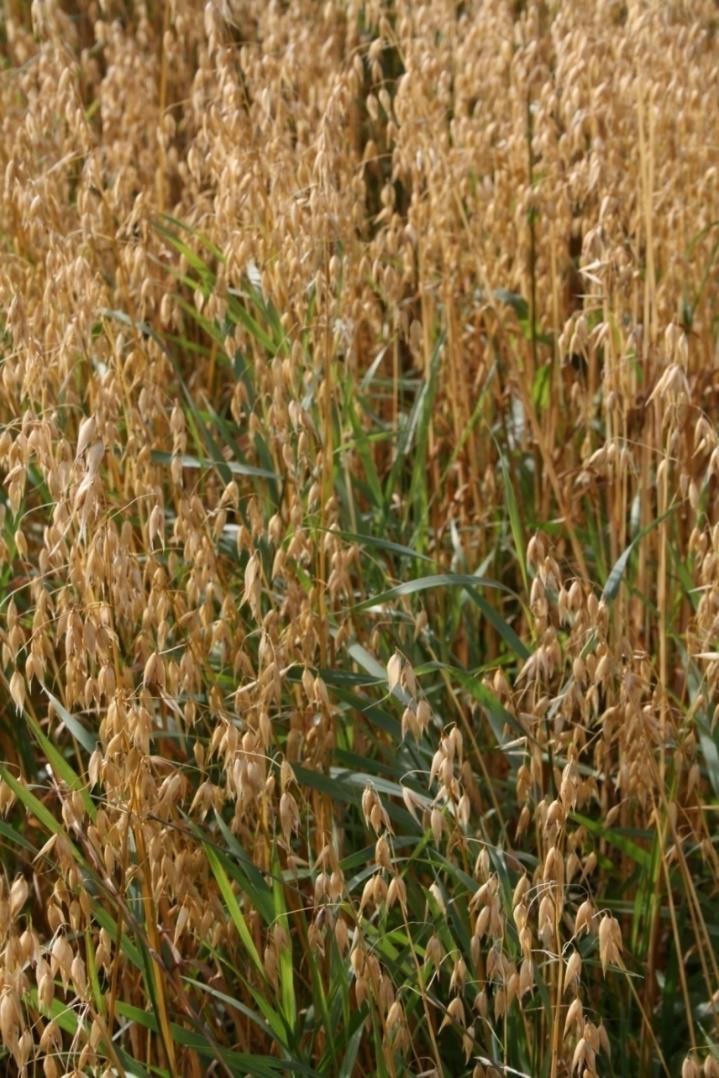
[0,0,717,1074]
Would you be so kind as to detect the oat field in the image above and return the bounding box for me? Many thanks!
[0,1,717,1075]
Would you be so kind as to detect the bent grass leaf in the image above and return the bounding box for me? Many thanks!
[182,975,274,1041]
[0,764,82,858]
[151,449,277,480]
[41,685,98,754]
[23,709,95,819]
[203,842,267,981]
[350,572,512,615]
[572,811,651,868]
[602,504,677,604]
[115,1000,297,1075]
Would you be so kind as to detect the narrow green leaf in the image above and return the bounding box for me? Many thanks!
[207,810,276,924]
[116,1001,299,1076]
[499,456,528,593]
[602,504,677,604]
[92,905,144,972]
[204,842,266,979]
[152,219,219,279]
[338,1014,367,1078]
[23,709,95,819]
[696,711,719,799]
[333,528,432,563]
[408,333,444,535]
[151,449,276,480]
[227,291,279,355]
[494,287,529,321]
[572,812,651,867]
[271,853,297,1032]
[465,588,529,659]
[448,668,532,749]
[182,975,273,1040]
[41,685,98,754]
[154,213,225,260]
[0,819,36,853]
[350,572,510,614]
[0,764,80,857]
[173,294,225,344]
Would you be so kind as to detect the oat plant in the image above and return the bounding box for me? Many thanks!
[0,1,718,1076]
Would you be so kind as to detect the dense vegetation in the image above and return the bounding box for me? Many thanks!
[0,1,718,1074]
